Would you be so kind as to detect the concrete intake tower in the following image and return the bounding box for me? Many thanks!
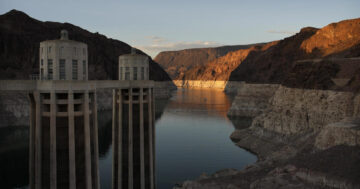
[29,30,100,189]
[112,48,155,189]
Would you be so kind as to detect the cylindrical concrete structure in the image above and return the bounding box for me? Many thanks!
[29,31,99,189]
[118,49,149,81]
[39,30,88,81]
[113,48,155,189]
[29,90,100,189]
[112,88,155,189]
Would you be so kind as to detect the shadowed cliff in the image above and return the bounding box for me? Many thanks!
[0,9,172,81]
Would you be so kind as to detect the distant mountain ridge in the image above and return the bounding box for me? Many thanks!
[157,17,360,91]
[229,18,360,91]
[179,41,278,81]
[154,44,263,79]
[0,9,172,81]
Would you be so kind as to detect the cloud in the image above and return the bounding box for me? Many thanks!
[136,36,222,57]
[267,30,296,35]
[145,36,167,43]
[138,41,222,51]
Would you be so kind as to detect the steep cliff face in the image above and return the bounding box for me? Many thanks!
[300,19,360,57]
[0,9,172,81]
[157,19,360,92]
[229,18,360,91]
[229,84,360,157]
[180,42,278,81]
[218,84,360,188]
[227,83,280,117]
[154,44,259,79]
[251,86,358,135]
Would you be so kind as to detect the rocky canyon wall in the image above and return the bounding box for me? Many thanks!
[227,83,280,117]
[251,86,358,135]
[230,84,360,158]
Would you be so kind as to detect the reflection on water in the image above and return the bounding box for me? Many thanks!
[0,88,256,189]
[0,127,29,189]
[155,88,257,189]
[165,88,232,117]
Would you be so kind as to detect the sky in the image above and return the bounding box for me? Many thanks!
[1,0,360,57]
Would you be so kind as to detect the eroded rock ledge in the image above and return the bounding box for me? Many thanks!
[175,84,360,189]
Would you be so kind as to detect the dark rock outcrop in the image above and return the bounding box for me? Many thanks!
[0,9,172,81]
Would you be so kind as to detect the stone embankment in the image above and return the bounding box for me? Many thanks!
[176,83,360,188]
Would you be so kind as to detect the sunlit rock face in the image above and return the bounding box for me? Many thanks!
[300,18,360,56]
[177,42,277,82]
[154,44,257,80]
[228,18,360,91]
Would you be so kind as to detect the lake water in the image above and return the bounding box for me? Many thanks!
[0,88,257,189]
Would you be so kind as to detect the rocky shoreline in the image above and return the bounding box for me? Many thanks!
[175,83,360,189]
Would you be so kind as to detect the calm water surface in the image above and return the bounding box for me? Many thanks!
[0,88,256,189]
[154,89,256,188]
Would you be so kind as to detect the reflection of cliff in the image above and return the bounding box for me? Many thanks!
[165,89,232,117]
[0,127,29,189]
[97,111,113,157]
[228,116,253,130]
[155,98,170,121]
[0,92,29,127]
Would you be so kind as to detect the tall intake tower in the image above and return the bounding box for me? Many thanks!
[29,30,99,189]
[112,48,155,189]
[39,29,88,80]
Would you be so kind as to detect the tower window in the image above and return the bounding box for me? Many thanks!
[141,67,144,80]
[120,67,123,80]
[133,67,138,80]
[125,67,130,80]
[48,46,52,53]
[41,68,44,80]
[48,59,53,80]
[59,59,66,80]
[60,47,64,57]
[72,60,78,80]
[83,60,86,80]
